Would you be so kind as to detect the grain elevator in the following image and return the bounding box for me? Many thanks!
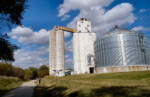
[49,18,96,76]
[73,18,96,74]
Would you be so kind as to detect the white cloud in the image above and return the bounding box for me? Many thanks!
[65,39,73,53]
[139,9,146,13]
[66,59,72,64]
[9,26,72,45]
[11,26,33,37]
[58,0,136,37]
[9,26,49,45]
[64,31,71,38]
[13,46,49,68]
[65,58,73,69]
[131,26,150,32]
[58,0,114,17]
[66,45,73,52]
[8,26,50,68]
[61,14,70,21]
[65,54,70,59]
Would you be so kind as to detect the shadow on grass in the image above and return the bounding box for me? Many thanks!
[68,86,150,97]
[33,85,68,97]
[33,86,150,97]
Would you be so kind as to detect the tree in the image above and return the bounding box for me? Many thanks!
[0,0,28,62]
[0,62,13,76]
[67,68,73,71]
[0,0,28,28]
[24,69,33,80]
[24,67,38,80]
[28,67,38,79]
[13,66,24,80]
[0,34,19,62]
[38,65,49,78]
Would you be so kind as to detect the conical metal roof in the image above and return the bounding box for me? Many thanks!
[103,26,137,37]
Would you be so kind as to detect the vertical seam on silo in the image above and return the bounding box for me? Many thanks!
[120,34,127,66]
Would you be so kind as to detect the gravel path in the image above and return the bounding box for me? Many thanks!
[2,80,36,97]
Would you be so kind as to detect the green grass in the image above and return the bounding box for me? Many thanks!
[33,71,150,97]
[0,76,23,97]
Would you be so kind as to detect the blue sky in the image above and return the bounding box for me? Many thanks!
[2,0,150,69]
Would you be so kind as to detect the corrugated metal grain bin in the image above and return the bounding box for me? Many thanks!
[95,26,150,73]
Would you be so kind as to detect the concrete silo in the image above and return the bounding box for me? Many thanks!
[49,28,65,76]
[49,30,56,75]
[95,26,150,73]
[73,33,80,74]
[56,30,65,76]
[73,18,96,74]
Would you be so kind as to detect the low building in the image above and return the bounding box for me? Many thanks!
[65,70,74,76]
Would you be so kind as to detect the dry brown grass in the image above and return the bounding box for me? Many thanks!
[33,71,150,97]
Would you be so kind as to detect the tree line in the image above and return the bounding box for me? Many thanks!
[0,62,49,80]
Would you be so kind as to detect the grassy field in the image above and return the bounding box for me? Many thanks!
[0,76,23,97]
[33,71,150,97]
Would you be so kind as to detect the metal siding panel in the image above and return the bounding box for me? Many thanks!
[95,32,150,70]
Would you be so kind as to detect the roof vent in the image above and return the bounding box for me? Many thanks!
[80,18,87,21]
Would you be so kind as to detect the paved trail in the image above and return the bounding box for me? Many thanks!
[2,80,36,97]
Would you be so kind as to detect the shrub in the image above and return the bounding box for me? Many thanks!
[24,67,38,80]
[38,65,49,78]
[13,66,24,80]
[0,62,13,76]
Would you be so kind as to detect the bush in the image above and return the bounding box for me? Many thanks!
[24,67,38,80]
[13,67,24,80]
[38,65,49,78]
[0,62,13,76]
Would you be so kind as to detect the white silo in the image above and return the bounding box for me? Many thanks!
[73,33,80,74]
[49,30,56,75]
[56,30,65,76]
[73,18,96,74]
